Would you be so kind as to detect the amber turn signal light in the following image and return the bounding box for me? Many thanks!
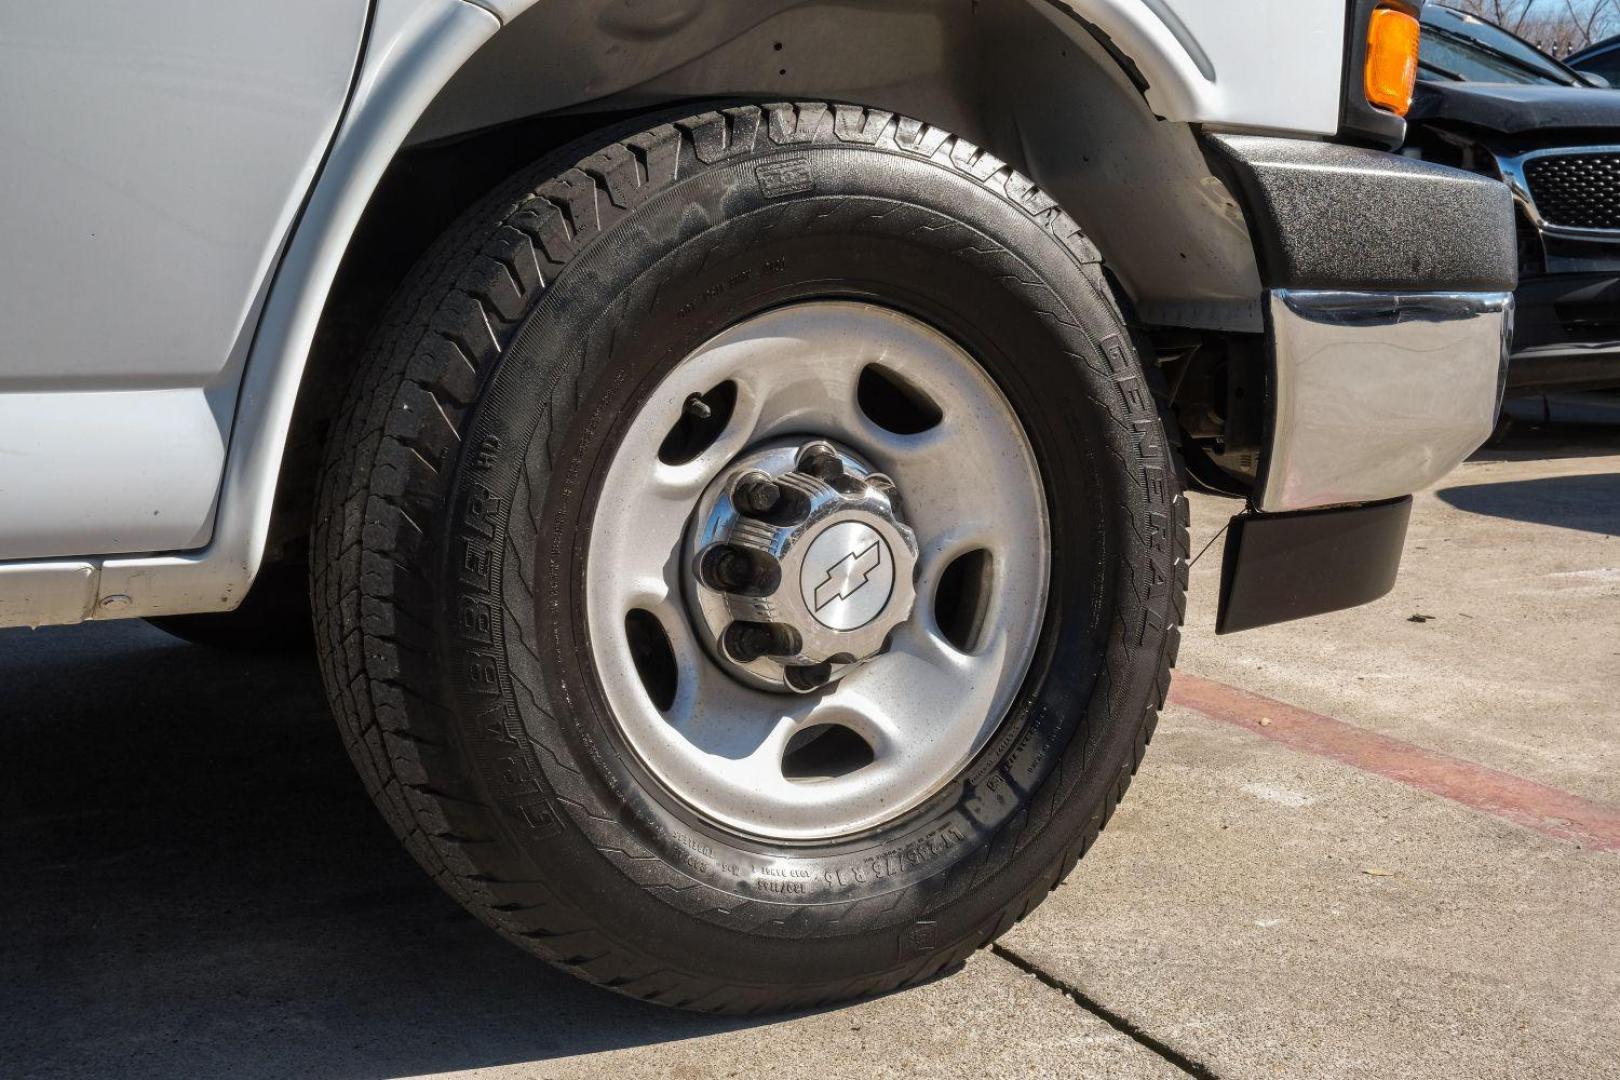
[1365,6,1421,117]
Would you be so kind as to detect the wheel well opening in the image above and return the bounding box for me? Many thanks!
[274,0,1266,562]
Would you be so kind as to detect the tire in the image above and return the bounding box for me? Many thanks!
[147,562,313,651]
[311,103,1187,1013]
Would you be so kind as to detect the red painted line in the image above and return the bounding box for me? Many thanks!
[1168,672,1620,853]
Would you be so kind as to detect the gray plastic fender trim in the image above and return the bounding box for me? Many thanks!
[1205,134,1518,294]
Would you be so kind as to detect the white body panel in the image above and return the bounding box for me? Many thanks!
[0,0,1355,625]
[0,390,222,556]
[0,0,366,559]
[1056,0,1348,134]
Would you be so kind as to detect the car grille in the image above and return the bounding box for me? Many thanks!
[1522,150,1620,232]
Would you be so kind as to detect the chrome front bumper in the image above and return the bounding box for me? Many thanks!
[1259,289,1515,512]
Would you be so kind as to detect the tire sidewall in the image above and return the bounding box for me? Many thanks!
[437,136,1177,978]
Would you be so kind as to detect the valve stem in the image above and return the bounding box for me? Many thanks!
[682,392,712,420]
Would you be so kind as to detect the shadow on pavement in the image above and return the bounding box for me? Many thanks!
[1436,470,1620,537]
[1447,417,1620,535]
[0,621,770,1080]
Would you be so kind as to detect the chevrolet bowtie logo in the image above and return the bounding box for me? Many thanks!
[813,540,883,611]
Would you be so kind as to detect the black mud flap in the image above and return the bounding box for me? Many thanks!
[1217,497,1412,635]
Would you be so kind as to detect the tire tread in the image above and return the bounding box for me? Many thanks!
[310,103,1188,1013]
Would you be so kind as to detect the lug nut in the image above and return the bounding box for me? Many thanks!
[701,544,783,595]
[797,442,843,481]
[703,545,754,592]
[728,625,773,663]
[733,473,781,516]
[724,622,798,663]
[784,661,834,693]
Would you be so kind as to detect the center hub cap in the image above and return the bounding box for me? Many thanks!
[688,439,919,693]
[801,520,894,631]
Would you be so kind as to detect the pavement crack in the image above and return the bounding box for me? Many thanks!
[991,943,1223,1080]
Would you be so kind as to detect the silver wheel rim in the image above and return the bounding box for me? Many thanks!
[586,301,1051,841]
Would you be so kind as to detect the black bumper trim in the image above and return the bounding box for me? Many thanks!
[1506,341,1620,393]
[1508,271,1620,392]
[1217,497,1412,635]
[1205,135,1517,293]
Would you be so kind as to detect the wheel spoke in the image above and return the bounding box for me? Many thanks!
[912,490,1007,585]
[730,343,866,445]
[591,468,699,614]
[812,619,1001,769]
[662,608,779,743]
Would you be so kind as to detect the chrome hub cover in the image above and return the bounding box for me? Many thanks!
[687,440,919,694]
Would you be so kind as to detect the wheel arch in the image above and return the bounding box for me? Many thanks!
[92,0,1259,621]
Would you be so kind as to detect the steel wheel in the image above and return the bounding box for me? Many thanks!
[587,302,1050,840]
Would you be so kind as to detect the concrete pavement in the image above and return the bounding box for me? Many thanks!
[0,615,1176,1080]
[2,428,1616,1078]
[999,428,1620,1079]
